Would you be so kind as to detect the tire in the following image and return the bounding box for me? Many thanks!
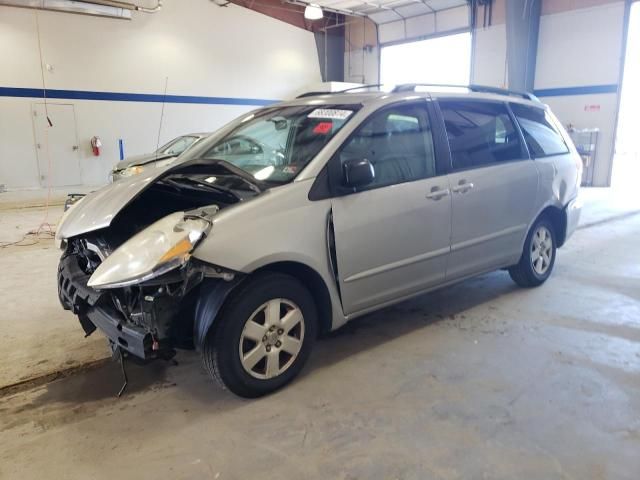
[508,216,557,288]
[202,272,317,398]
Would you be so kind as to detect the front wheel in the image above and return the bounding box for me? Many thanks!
[509,217,557,287]
[202,272,317,398]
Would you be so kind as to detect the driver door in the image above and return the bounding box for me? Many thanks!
[330,102,452,315]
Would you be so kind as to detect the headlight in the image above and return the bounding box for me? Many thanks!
[87,212,211,289]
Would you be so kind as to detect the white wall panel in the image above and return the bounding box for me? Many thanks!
[434,5,469,32]
[344,46,380,84]
[0,0,321,188]
[535,1,625,186]
[378,21,406,44]
[536,2,625,88]
[471,24,507,87]
[0,98,42,187]
[405,14,436,39]
[379,5,469,45]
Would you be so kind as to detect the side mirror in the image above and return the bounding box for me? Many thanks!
[343,159,375,188]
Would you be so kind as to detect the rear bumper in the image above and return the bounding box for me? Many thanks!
[565,195,582,242]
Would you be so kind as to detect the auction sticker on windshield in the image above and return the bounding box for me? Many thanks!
[308,109,353,120]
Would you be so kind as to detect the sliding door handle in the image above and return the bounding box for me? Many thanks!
[426,187,450,200]
[451,182,474,194]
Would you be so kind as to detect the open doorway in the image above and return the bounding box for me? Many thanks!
[380,32,472,86]
[612,1,640,189]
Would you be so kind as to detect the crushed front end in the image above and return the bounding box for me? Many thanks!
[58,237,206,360]
[55,161,262,361]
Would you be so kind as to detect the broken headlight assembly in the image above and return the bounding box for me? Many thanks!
[116,158,175,179]
[87,211,211,289]
[119,165,146,177]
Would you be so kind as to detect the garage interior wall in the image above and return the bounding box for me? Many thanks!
[344,17,379,84]
[344,0,625,187]
[535,0,625,187]
[472,0,625,187]
[0,0,322,189]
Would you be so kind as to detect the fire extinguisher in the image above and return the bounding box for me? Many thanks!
[90,136,102,156]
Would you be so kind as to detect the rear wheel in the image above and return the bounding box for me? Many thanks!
[509,217,557,287]
[202,272,317,398]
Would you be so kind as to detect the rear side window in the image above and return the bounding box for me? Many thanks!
[510,103,569,157]
[439,100,523,170]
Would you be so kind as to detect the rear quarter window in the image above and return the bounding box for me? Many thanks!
[510,103,569,157]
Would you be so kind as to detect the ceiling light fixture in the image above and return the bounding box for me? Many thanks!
[304,3,323,20]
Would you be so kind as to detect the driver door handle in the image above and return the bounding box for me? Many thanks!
[425,187,450,200]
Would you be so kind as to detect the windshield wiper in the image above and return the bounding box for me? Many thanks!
[198,159,265,192]
[161,176,243,203]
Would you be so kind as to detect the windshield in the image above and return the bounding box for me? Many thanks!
[200,105,359,183]
[157,135,199,156]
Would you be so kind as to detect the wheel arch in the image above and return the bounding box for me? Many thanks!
[193,261,334,351]
[253,261,333,337]
[537,205,568,247]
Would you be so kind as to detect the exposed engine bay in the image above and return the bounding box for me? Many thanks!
[57,165,260,360]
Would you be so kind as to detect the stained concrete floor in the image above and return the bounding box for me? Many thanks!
[0,200,108,387]
[1,191,639,479]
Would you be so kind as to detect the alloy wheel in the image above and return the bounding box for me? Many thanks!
[530,225,553,275]
[238,298,305,379]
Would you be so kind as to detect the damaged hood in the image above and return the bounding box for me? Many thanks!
[57,166,170,240]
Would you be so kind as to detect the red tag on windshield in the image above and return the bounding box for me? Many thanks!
[313,122,332,134]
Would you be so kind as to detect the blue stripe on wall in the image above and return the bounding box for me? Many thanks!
[534,84,618,97]
[0,87,279,106]
[1,84,618,102]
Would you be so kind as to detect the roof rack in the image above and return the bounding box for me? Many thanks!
[295,91,331,98]
[295,84,386,99]
[295,84,540,102]
[392,83,540,102]
[338,84,386,93]
[469,84,539,102]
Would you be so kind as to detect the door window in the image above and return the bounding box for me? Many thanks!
[510,103,569,157]
[338,104,436,190]
[439,100,523,170]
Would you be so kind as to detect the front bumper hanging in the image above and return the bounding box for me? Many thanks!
[57,254,152,360]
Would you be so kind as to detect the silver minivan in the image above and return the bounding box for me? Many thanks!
[56,85,582,397]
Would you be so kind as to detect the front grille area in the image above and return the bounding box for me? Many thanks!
[57,254,103,314]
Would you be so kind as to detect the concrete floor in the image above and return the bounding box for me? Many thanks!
[0,198,107,387]
[0,188,639,479]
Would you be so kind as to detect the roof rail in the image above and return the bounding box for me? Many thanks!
[295,91,331,98]
[392,83,540,102]
[468,84,540,102]
[338,84,385,93]
[295,84,385,99]
[295,84,540,102]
